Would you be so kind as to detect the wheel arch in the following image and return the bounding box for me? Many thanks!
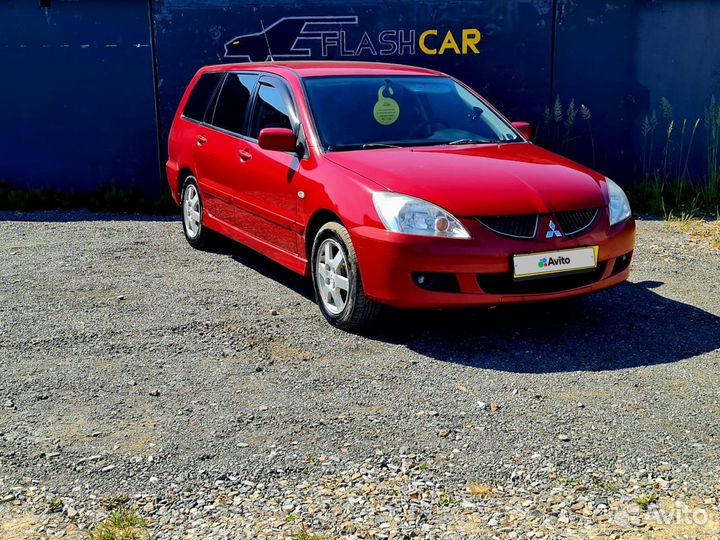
[304,209,343,266]
[177,167,196,199]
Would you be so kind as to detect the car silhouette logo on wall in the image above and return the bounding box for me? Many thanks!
[224,16,483,61]
[224,16,359,61]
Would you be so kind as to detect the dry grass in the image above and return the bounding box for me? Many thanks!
[669,218,720,250]
[613,497,720,540]
[0,512,39,540]
[467,483,493,498]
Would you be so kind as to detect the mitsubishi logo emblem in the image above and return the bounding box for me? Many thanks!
[546,220,562,238]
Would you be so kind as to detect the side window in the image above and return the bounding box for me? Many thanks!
[250,83,292,138]
[183,73,222,122]
[211,73,258,135]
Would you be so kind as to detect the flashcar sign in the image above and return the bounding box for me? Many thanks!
[224,16,482,61]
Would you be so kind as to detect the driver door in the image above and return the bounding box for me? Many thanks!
[232,75,302,255]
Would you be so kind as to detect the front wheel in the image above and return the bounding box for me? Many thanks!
[311,222,381,330]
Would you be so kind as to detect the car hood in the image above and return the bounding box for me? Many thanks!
[325,143,608,216]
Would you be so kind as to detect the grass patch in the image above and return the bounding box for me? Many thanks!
[48,499,63,513]
[634,494,659,511]
[0,181,176,215]
[284,514,300,524]
[86,508,148,540]
[100,496,131,511]
[591,477,620,493]
[558,477,581,487]
[437,489,456,507]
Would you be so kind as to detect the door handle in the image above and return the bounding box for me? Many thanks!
[238,148,252,162]
[196,134,207,146]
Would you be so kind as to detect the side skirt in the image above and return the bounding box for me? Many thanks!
[204,212,309,276]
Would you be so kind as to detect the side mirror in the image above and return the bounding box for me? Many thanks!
[258,127,298,153]
[512,121,533,141]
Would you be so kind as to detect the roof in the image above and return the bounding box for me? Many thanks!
[199,61,443,78]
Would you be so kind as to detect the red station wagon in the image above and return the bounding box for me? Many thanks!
[166,61,635,329]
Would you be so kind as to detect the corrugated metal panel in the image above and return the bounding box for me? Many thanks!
[0,0,160,194]
[552,0,720,182]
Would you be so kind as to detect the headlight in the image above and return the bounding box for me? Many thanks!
[607,178,632,226]
[372,192,471,239]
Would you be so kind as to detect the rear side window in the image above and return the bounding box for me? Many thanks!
[211,73,258,135]
[249,83,292,138]
[183,73,222,122]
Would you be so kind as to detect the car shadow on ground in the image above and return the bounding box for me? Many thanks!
[210,235,316,301]
[213,237,719,373]
[368,280,720,373]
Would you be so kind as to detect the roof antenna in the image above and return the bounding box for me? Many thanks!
[260,19,274,62]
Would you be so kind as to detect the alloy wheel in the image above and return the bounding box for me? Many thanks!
[315,238,350,314]
[183,183,201,239]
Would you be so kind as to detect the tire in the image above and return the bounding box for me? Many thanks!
[181,176,212,249]
[311,222,382,330]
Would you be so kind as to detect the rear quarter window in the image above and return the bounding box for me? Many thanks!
[183,73,223,122]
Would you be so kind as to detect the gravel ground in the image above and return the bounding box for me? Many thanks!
[1,212,719,539]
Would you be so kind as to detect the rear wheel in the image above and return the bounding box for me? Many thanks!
[181,177,211,249]
[311,222,381,330]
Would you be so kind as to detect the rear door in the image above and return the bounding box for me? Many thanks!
[174,72,223,198]
[235,75,302,255]
[195,72,259,226]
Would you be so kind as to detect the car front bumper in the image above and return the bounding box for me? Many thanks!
[350,213,636,309]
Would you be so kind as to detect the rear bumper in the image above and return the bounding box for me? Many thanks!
[351,215,636,309]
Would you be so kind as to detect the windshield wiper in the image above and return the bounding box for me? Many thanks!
[326,143,402,152]
[446,138,496,145]
[361,143,402,149]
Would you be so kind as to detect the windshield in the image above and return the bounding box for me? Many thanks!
[303,75,523,151]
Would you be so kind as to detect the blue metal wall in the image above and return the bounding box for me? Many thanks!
[1,0,719,194]
[0,0,160,194]
[552,0,720,183]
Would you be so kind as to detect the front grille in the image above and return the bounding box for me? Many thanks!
[477,214,538,239]
[478,208,600,239]
[555,208,600,236]
[477,263,607,294]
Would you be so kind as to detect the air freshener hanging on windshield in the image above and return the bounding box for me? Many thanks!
[373,83,400,125]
